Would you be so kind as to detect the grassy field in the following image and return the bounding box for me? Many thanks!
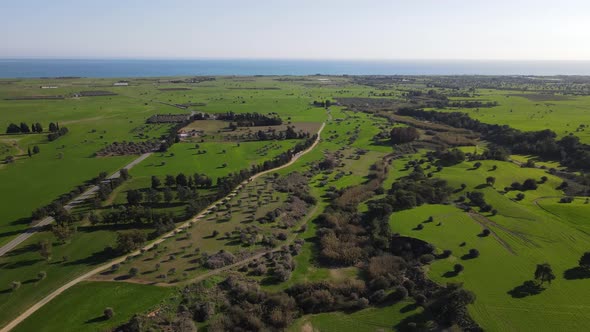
[13,281,174,332]
[6,76,590,331]
[290,300,420,332]
[388,155,590,331]
[446,90,590,143]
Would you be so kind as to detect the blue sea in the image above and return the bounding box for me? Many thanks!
[2,59,590,78]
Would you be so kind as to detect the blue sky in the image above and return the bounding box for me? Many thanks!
[1,0,589,60]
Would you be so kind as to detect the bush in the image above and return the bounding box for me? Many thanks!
[560,196,574,203]
[369,289,387,303]
[104,307,115,319]
[419,254,435,264]
[129,267,139,276]
[415,294,427,306]
[522,178,538,190]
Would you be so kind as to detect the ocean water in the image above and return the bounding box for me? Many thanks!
[1,59,590,78]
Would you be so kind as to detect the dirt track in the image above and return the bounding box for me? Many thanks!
[0,122,325,332]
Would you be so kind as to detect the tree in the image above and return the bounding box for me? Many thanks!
[486,176,496,187]
[116,230,146,254]
[34,122,43,133]
[522,178,538,190]
[468,248,480,258]
[163,187,174,204]
[129,267,139,276]
[126,189,143,206]
[146,188,162,204]
[104,307,115,319]
[176,173,188,187]
[32,145,40,154]
[39,240,52,261]
[120,168,130,181]
[11,281,21,292]
[454,264,464,274]
[28,147,32,157]
[534,263,556,285]
[52,223,75,243]
[579,252,590,270]
[151,176,161,189]
[473,162,482,169]
[6,123,21,134]
[19,122,30,133]
[390,127,420,144]
[49,122,58,132]
[165,174,176,187]
[38,271,47,281]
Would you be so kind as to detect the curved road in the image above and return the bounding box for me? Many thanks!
[0,153,153,257]
[1,122,325,332]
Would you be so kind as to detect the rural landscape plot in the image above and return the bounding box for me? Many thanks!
[2,75,590,332]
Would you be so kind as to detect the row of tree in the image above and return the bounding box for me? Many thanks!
[6,122,61,134]
[216,112,283,127]
[398,107,590,170]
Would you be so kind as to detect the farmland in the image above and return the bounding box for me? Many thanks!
[3,75,590,332]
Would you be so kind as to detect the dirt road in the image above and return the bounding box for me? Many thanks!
[0,122,325,332]
[0,152,152,257]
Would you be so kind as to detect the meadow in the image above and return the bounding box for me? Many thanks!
[5,75,590,332]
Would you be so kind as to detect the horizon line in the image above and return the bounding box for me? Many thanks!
[2,56,590,62]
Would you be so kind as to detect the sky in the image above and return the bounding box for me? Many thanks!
[1,0,589,60]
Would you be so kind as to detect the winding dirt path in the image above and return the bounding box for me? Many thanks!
[0,122,325,332]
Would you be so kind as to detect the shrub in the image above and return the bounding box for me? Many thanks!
[560,196,574,203]
[104,307,115,319]
[419,254,435,264]
[129,267,139,276]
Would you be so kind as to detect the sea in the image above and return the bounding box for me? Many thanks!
[2,59,590,78]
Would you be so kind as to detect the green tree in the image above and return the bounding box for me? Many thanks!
[19,122,30,133]
[52,223,75,244]
[115,230,147,254]
[146,188,162,204]
[151,176,161,189]
[6,123,21,134]
[165,174,176,187]
[126,189,143,206]
[579,252,590,270]
[39,240,52,261]
[104,307,115,319]
[163,187,174,204]
[32,145,40,154]
[486,176,496,187]
[176,173,188,187]
[534,263,556,285]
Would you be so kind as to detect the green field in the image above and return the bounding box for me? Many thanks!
[13,282,174,332]
[5,76,590,332]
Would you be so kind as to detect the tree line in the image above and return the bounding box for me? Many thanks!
[217,112,283,127]
[398,107,590,170]
[6,121,65,135]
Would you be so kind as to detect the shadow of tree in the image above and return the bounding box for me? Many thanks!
[564,267,590,280]
[442,271,458,278]
[84,316,108,324]
[507,280,544,298]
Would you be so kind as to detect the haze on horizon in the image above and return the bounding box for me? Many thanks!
[1,0,589,61]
